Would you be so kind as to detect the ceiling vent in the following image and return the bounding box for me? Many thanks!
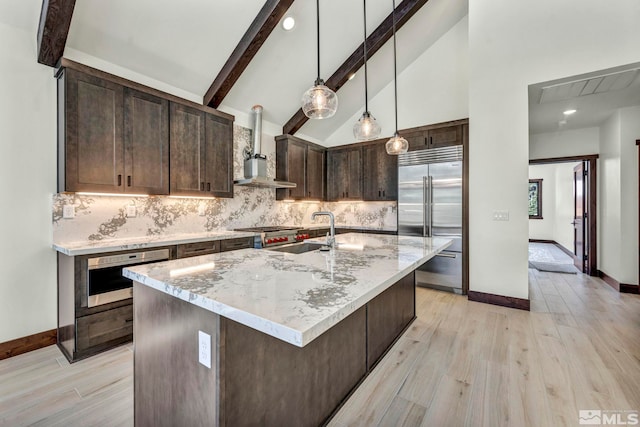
[539,69,640,104]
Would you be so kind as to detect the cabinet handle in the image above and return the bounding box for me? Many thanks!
[207,182,211,191]
[289,189,292,197]
[308,191,311,197]
[118,175,122,186]
[127,176,132,187]
[430,136,433,145]
[378,190,381,197]
[201,182,204,191]
[346,191,349,198]
[383,190,386,197]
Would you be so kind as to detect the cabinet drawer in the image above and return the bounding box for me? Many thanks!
[76,304,133,351]
[177,241,220,258]
[220,237,254,252]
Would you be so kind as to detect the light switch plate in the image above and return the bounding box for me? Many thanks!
[62,205,75,219]
[493,210,509,221]
[126,205,136,218]
[198,331,211,369]
[198,204,206,216]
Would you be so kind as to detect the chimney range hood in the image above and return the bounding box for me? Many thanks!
[234,105,297,189]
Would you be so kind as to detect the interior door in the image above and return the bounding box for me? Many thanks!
[573,163,586,272]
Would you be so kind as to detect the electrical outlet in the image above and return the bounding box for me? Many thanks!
[493,210,509,221]
[198,331,211,369]
[198,204,206,216]
[126,205,137,218]
[62,205,75,219]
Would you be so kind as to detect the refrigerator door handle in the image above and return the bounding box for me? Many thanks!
[428,175,433,237]
[423,176,429,237]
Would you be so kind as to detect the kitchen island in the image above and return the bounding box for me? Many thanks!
[124,233,452,427]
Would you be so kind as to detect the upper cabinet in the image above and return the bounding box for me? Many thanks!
[326,146,363,201]
[57,61,233,197]
[169,103,234,198]
[275,135,325,201]
[403,121,465,152]
[362,142,397,201]
[59,68,168,194]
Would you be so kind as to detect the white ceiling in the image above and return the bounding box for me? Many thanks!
[529,63,640,135]
[61,0,467,143]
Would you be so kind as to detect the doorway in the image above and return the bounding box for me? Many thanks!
[529,155,598,275]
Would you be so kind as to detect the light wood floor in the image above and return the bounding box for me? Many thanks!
[2,269,639,426]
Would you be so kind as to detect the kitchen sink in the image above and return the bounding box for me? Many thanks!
[266,242,328,254]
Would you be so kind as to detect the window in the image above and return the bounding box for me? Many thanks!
[529,179,543,219]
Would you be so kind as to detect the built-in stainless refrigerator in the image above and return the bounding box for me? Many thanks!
[398,146,463,293]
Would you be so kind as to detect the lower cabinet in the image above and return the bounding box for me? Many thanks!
[76,304,133,352]
[220,236,255,252]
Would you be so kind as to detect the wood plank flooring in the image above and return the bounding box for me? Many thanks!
[1,269,638,426]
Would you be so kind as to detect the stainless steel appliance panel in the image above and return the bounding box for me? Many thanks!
[416,251,462,293]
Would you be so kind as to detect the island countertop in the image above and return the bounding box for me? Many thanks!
[123,233,452,347]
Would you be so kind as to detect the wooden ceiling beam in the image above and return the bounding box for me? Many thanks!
[283,0,430,136]
[204,0,295,108]
[37,0,76,67]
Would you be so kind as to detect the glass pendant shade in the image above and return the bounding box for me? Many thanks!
[385,132,408,155]
[302,79,338,119]
[353,111,381,141]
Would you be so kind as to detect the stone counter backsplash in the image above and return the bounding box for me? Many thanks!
[53,124,396,244]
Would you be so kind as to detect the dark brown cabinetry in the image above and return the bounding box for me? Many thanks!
[57,60,233,197]
[404,121,465,152]
[362,142,397,201]
[169,103,234,198]
[276,135,326,201]
[176,236,255,259]
[58,68,169,194]
[327,146,363,201]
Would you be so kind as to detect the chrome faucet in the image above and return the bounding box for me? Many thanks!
[311,211,335,248]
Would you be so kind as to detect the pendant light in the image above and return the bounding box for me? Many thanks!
[385,0,408,155]
[353,0,381,141]
[302,0,338,119]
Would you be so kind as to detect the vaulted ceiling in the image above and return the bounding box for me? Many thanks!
[37,0,468,144]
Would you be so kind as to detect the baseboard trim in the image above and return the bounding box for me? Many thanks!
[0,329,57,360]
[468,291,530,311]
[528,239,555,244]
[529,239,575,258]
[598,270,639,294]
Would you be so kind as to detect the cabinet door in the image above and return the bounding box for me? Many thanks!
[428,125,462,148]
[363,143,397,201]
[326,150,347,201]
[124,88,169,195]
[204,113,234,198]
[64,69,124,192]
[169,103,205,195]
[404,130,427,152]
[286,141,307,200]
[346,147,363,200]
[306,146,325,200]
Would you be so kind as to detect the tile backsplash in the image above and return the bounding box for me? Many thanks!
[53,124,396,244]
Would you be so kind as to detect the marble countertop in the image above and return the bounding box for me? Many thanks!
[123,233,452,347]
[291,225,397,232]
[53,231,259,256]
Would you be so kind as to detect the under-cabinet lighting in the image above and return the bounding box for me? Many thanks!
[76,192,149,198]
[168,195,217,200]
[563,109,577,115]
[170,262,216,277]
[282,199,295,203]
[348,73,356,80]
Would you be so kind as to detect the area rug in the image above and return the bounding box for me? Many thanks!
[529,261,579,274]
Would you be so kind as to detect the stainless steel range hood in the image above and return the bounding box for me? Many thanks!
[234,105,297,189]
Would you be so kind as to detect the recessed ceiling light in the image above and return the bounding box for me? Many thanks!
[563,109,577,115]
[348,73,356,80]
[282,16,295,31]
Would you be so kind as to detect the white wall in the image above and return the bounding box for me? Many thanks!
[322,15,469,146]
[599,107,640,285]
[528,163,578,251]
[468,0,640,299]
[618,107,640,284]
[529,127,600,160]
[0,20,57,342]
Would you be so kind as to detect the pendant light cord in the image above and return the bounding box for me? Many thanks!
[392,0,398,133]
[363,0,369,113]
[316,0,321,82]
